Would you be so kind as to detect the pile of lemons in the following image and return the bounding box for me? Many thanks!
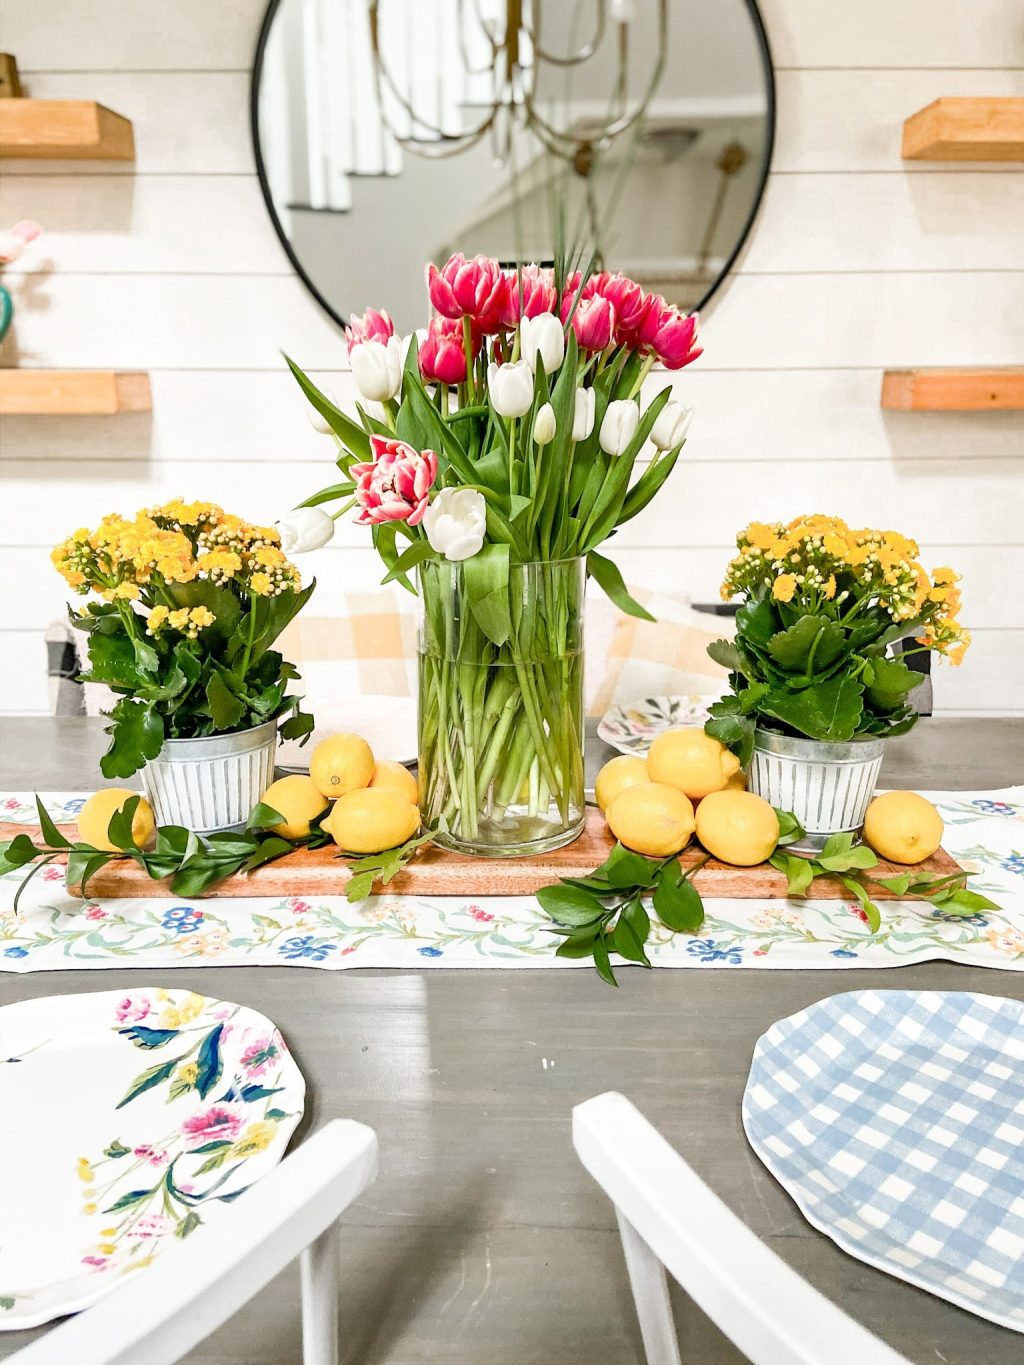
[595,728,944,868]
[596,729,777,865]
[75,736,420,857]
[263,734,420,854]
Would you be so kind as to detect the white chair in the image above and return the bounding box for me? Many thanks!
[12,1118,378,1365]
[573,1092,909,1365]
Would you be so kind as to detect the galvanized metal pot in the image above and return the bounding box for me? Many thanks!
[747,728,886,855]
[141,720,278,833]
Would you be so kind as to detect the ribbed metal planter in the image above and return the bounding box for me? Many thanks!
[748,729,886,855]
[141,720,278,833]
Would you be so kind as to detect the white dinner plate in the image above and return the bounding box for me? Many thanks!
[743,990,1024,1333]
[596,693,726,757]
[0,988,305,1328]
[278,694,418,771]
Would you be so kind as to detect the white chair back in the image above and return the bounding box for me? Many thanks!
[11,1118,378,1365]
[573,1092,909,1365]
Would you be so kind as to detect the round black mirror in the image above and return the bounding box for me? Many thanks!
[251,0,775,332]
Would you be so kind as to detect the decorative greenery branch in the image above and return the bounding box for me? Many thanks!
[537,841,708,986]
[0,796,430,908]
[769,832,999,933]
[538,810,999,983]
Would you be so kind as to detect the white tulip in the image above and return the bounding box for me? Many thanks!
[599,399,640,457]
[305,388,337,435]
[487,360,534,419]
[572,387,596,441]
[350,335,403,402]
[423,488,487,562]
[519,312,565,375]
[650,402,694,451]
[533,402,557,446]
[361,399,388,423]
[275,506,336,554]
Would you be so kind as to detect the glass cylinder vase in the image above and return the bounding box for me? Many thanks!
[418,557,586,857]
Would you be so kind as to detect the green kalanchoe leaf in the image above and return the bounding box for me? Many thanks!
[100,698,164,780]
[862,656,924,710]
[758,675,865,743]
[766,614,848,675]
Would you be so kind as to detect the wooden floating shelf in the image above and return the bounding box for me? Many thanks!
[881,368,1024,412]
[902,97,1024,161]
[0,370,151,415]
[0,99,134,160]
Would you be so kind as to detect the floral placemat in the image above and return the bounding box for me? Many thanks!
[1,789,1022,973]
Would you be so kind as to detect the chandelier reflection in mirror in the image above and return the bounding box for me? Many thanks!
[367,0,667,165]
[253,0,774,330]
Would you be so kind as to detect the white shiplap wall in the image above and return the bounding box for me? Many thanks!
[1,0,1022,715]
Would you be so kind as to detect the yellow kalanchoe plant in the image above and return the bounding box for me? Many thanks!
[706,515,970,762]
[52,500,314,778]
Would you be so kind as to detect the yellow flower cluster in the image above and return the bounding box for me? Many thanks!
[51,500,302,604]
[247,544,301,597]
[146,604,216,639]
[722,515,970,665]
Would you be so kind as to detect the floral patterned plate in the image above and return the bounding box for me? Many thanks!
[0,987,305,1328]
[597,693,728,757]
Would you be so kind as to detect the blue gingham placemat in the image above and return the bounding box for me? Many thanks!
[743,990,1024,1333]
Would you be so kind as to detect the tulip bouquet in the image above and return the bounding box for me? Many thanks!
[287,254,700,854]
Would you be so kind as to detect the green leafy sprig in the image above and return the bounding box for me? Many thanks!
[1,795,431,908]
[537,842,710,987]
[769,831,999,933]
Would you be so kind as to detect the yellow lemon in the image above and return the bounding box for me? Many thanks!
[863,791,944,865]
[259,775,328,841]
[594,755,649,812]
[369,760,419,806]
[309,732,375,799]
[322,787,420,854]
[605,783,695,858]
[77,788,155,852]
[695,790,779,866]
[725,769,747,791]
[646,727,741,801]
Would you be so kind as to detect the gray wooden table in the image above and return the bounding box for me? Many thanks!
[1,716,1023,1365]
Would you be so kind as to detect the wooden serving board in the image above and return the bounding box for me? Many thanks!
[2,811,962,901]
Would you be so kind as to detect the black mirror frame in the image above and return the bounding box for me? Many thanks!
[249,0,776,333]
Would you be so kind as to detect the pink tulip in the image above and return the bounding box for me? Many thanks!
[419,316,470,385]
[427,253,507,331]
[639,300,703,370]
[571,295,616,351]
[589,272,651,345]
[0,219,42,265]
[499,263,557,327]
[344,307,394,348]
[352,435,438,527]
[558,272,584,324]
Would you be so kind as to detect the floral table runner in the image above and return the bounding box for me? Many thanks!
[1,789,1022,973]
